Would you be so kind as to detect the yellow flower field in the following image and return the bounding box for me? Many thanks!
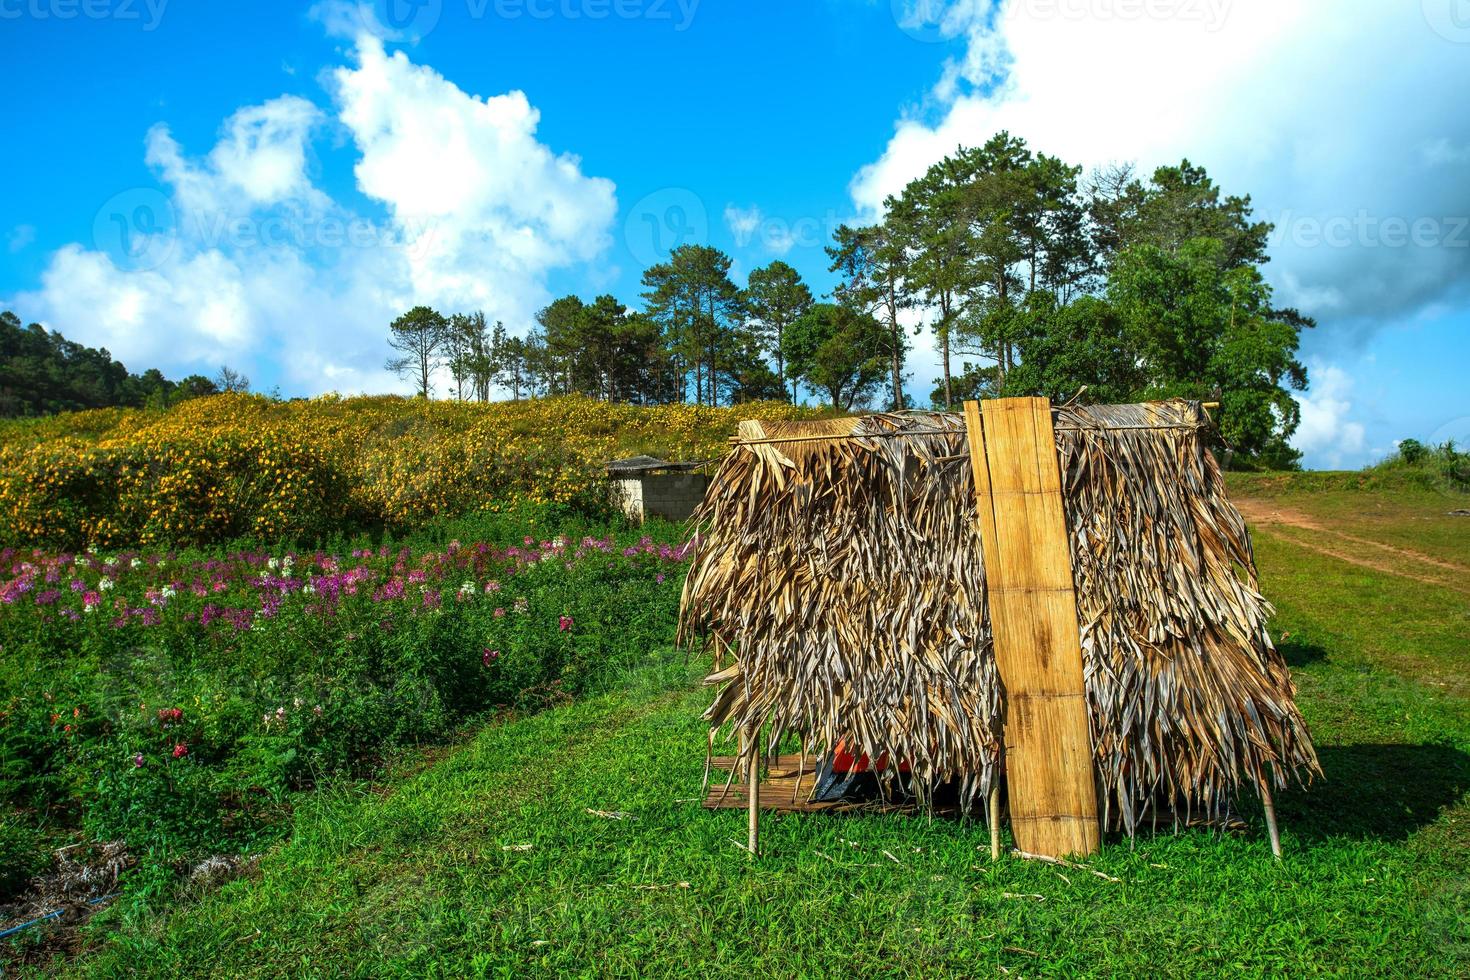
[0,394,823,548]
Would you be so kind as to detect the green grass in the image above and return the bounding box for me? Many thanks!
[27,482,1470,977]
[1227,470,1470,569]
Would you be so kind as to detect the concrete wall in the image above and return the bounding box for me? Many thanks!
[609,472,709,523]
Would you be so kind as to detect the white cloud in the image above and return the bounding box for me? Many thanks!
[18,30,618,397]
[145,96,326,216]
[1291,361,1367,469]
[855,1,1470,331]
[333,36,617,317]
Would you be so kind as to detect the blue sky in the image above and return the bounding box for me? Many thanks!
[2,0,1468,467]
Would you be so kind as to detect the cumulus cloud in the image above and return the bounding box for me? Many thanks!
[1291,361,1367,469]
[145,96,328,216]
[861,1,1470,448]
[331,35,617,317]
[858,1,1470,332]
[18,30,618,396]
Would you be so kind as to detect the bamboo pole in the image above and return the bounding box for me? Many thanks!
[747,731,760,858]
[989,784,1002,862]
[1260,773,1282,860]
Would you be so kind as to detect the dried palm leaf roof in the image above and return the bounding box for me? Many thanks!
[677,400,1319,832]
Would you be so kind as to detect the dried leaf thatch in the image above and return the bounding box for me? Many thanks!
[677,400,1319,833]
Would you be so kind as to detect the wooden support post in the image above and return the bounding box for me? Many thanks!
[746,730,760,859]
[989,783,1002,862]
[1260,774,1282,860]
[965,398,1100,859]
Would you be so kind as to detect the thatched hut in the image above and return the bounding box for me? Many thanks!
[677,399,1319,849]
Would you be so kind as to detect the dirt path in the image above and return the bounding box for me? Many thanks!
[1234,497,1470,595]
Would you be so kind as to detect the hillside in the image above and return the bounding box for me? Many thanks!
[0,394,824,549]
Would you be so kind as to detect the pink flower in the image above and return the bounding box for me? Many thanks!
[133,753,145,768]
[484,580,501,593]
[558,615,574,632]
[172,743,188,759]
[493,606,506,618]
[483,648,499,666]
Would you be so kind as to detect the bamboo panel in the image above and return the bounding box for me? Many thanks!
[967,397,1100,858]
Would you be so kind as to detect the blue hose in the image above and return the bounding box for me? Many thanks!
[0,893,119,942]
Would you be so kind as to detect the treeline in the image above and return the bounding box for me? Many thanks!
[0,310,252,418]
[393,133,1310,466]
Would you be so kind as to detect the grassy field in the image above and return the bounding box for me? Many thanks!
[20,474,1470,976]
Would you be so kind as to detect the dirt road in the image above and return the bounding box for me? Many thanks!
[1233,497,1470,595]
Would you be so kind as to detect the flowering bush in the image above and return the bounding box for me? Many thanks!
[0,393,821,549]
[0,511,693,896]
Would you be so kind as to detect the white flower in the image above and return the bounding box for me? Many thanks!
[130,558,143,569]
[160,586,176,600]
[267,557,280,571]
[458,580,475,597]
[74,554,88,566]
[302,582,316,595]
[98,577,114,591]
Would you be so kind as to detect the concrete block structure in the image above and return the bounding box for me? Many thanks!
[606,455,710,524]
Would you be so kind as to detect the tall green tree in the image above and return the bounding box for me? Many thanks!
[1089,159,1272,271]
[641,245,745,405]
[890,160,976,409]
[386,306,448,398]
[828,223,912,409]
[743,260,813,402]
[1107,238,1309,463]
[781,302,889,410]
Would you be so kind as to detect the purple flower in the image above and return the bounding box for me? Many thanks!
[133,753,145,768]
[483,648,499,666]
[558,614,574,632]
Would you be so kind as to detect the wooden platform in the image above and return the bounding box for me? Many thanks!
[702,755,945,815]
